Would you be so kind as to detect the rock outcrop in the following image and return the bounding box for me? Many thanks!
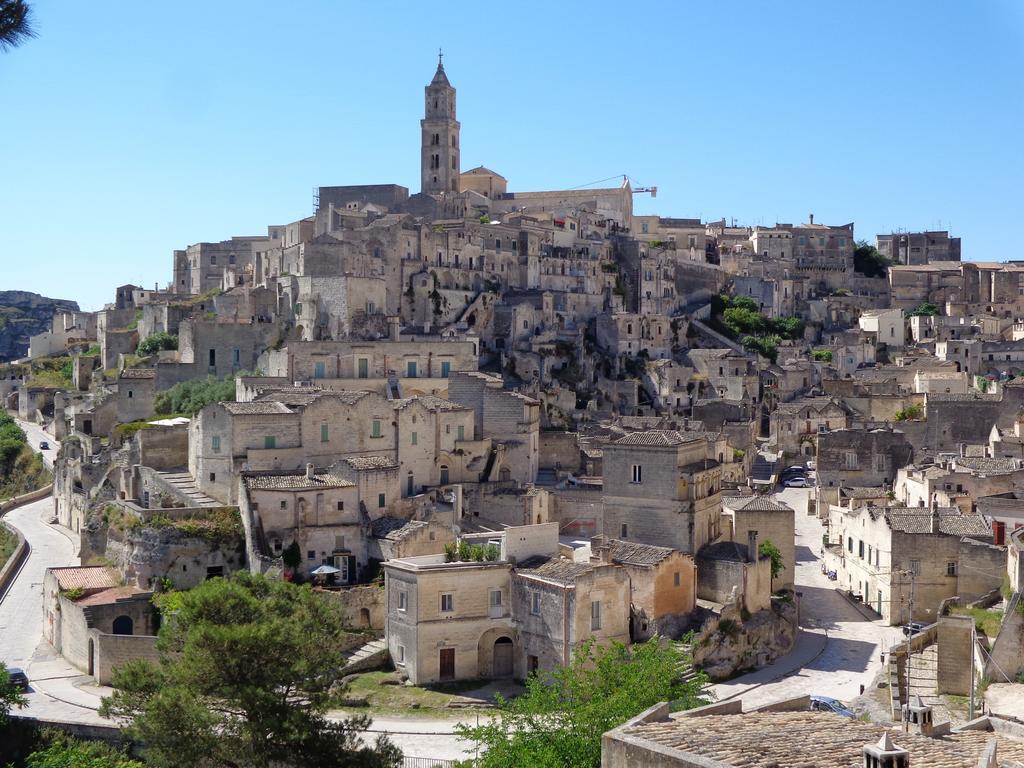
[692,596,798,680]
[0,290,79,361]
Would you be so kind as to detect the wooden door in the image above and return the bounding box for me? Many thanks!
[439,648,455,680]
[493,638,513,677]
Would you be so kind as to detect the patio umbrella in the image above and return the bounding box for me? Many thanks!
[310,564,339,575]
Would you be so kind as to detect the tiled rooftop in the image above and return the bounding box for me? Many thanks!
[515,556,594,585]
[343,456,399,471]
[613,430,704,447]
[722,495,793,512]
[244,470,354,490]
[953,456,1019,474]
[622,710,1024,767]
[370,517,428,541]
[76,585,146,606]
[49,566,119,592]
[393,395,467,412]
[604,539,676,566]
[222,401,293,415]
[119,368,156,379]
[840,486,889,499]
[880,507,992,537]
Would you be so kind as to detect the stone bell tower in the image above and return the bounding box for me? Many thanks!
[421,51,460,195]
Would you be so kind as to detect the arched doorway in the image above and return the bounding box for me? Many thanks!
[87,638,94,676]
[112,615,134,635]
[493,637,513,678]
[359,608,371,629]
[439,465,449,485]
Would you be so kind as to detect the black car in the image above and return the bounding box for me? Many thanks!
[903,622,927,637]
[5,667,28,690]
[39,441,49,450]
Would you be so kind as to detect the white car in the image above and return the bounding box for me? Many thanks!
[783,477,810,488]
[805,459,816,470]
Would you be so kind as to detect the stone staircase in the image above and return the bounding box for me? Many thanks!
[155,472,223,508]
[341,637,388,675]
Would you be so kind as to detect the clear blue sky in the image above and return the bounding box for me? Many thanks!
[3,1,1023,310]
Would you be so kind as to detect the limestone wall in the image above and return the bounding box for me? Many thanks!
[91,631,159,685]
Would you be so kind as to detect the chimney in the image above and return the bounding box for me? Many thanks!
[305,463,315,481]
[388,315,401,342]
[930,500,940,534]
[862,732,910,768]
[809,213,814,225]
[747,529,759,564]
[902,694,935,736]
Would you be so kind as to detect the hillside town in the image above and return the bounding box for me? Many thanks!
[4,57,1024,767]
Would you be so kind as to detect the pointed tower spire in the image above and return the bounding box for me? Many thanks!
[421,54,459,194]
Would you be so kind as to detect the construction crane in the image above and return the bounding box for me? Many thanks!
[623,174,657,198]
[567,174,657,197]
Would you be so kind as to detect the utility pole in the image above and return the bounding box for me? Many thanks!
[903,567,915,733]
[969,621,976,720]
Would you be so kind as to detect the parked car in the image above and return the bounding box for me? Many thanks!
[4,666,28,691]
[805,459,817,470]
[783,477,810,488]
[784,465,806,475]
[903,622,927,637]
[39,441,49,450]
[810,695,854,717]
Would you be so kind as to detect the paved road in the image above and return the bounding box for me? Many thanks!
[711,486,902,708]
[14,416,59,470]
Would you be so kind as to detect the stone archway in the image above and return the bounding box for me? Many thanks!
[112,615,134,635]
[477,627,517,679]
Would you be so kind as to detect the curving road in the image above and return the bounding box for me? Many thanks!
[710,487,902,708]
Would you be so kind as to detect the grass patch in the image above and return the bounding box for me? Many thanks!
[342,670,506,715]
[952,606,1003,638]
[0,524,17,569]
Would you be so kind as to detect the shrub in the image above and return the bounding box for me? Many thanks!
[154,375,236,415]
[137,332,178,356]
[895,404,924,421]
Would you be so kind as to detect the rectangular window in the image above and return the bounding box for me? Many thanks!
[307,550,316,561]
[411,431,418,446]
[320,423,329,442]
[631,464,642,484]
[280,500,287,510]
[620,523,628,538]
[847,536,853,553]
[674,571,681,587]
[371,420,382,438]
[457,425,465,441]
[397,645,406,664]
[208,349,216,368]
[209,472,216,483]
[440,593,454,613]
[591,600,601,631]
[858,540,864,558]
[211,435,220,452]
[910,560,921,576]
[530,592,541,615]
[264,435,276,449]
[337,501,344,511]
[489,589,502,617]
[398,591,407,612]
[378,493,385,509]
[441,361,451,377]
[947,561,957,577]
[232,348,240,367]
[335,534,346,550]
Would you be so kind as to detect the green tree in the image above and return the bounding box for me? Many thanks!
[908,302,939,317]
[153,375,237,416]
[853,240,890,278]
[0,0,35,52]
[0,662,27,725]
[137,332,178,356]
[99,573,401,768]
[21,734,144,768]
[282,540,302,570]
[456,638,709,768]
[759,540,784,590]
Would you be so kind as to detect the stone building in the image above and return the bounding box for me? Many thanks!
[590,537,696,641]
[877,230,961,265]
[43,566,157,684]
[827,503,1001,624]
[769,396,849,457]
[816,426,914,501]
[601,430,722,555]
[240,466,367,582]
[721,495,795,590]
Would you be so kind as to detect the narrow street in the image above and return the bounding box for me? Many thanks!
[711,487,903,708]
